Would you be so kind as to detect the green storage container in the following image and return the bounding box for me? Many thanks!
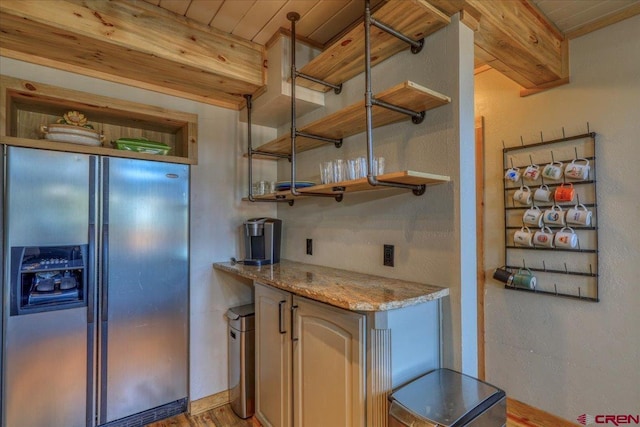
[114,138,171,155]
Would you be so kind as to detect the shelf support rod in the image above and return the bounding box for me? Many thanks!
[288,12,343,202]
[371,98,425,124]
[245,94,294,205]
[364,0,425,196]
[295,131,343,148]
[369,16,424,54]
[295,71,342,94]
[250,150,292,161]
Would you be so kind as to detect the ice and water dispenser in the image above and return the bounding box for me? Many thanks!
[10,245,87,315]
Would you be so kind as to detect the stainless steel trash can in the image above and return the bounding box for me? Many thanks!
[389,368,506,427]
[226,303,255,419]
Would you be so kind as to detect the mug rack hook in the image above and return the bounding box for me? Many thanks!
[551,150,555,162]
[502,140,506,149]
[510,157,514,168]
[562,127,566,138]
[554,284,558,295]
[540,131,544,142]
[574,146,579,159]
[520,136,524,146]
[587,122,590,134]
[542,260,547,271]
[522,258,526,269]
[529,154,534,165]
[564,263,568,274]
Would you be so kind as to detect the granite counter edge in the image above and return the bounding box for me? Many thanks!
[212,262,449,312]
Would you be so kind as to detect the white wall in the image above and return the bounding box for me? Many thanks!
[475,15,640,420]
[0,56,278,400]
[276,16,477,375]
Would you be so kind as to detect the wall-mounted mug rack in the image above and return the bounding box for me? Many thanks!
[500,126,599,302]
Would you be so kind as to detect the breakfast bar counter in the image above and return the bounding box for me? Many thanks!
[212,259,449,311]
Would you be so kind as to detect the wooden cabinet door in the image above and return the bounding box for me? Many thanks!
[292,296,366,427]
[255,283,292,427]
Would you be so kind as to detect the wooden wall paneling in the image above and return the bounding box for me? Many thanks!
[0,0,265,110]
[184,0,224,26]
[232,0,288,42]
[430,0,567,89]
[566,2,640,40]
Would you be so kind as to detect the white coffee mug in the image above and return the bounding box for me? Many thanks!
[523,164,540,181]
[534,184,553,203]
[566,204,592,226]
[543,205,566,226]
[523,206,543,227]
[514,226,534,247]
[542,161,563,180]
[555,227,578,249]
[565,158,590,180]
[505,167,521,182]
[513,185,532,205]
[533,226,555,248]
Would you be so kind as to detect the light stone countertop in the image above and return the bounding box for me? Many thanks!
[212,259,449,312]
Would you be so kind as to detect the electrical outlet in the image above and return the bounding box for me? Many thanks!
[383,244,394,267]
[306,238,313,255]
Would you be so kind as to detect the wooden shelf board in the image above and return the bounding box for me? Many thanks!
[2,136,195,165]
[245,170,450,201]
[297,0,450,92]
[255,81,450,156]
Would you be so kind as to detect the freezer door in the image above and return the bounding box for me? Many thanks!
[2,147,93,427]
[99,157,188,424]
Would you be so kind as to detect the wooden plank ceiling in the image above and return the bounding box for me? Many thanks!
[1,0,638,109]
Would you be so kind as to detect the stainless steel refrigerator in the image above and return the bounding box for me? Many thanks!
[1,146,189,427]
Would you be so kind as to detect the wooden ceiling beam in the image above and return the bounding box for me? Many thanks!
[429,0,568,89]
[0,0,266,110]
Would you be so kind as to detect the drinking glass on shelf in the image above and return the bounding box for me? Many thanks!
[356,156,367,178]
[333,159,345,182]
[346,159,358,180]
[322,161,334,184]
[252,181,266,195]
[376,157,385,175]
[319,163,327,184]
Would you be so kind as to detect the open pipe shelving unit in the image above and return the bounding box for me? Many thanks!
[243,0,452,204]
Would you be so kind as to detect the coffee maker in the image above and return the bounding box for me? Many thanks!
[243,218,282,266]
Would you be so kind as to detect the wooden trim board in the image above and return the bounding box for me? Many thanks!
[475,116,485,380]
[507,398,580,427]
[189,389,230,415]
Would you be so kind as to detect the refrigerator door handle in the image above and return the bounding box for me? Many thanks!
[88,225,96,324]
[101,157,109,322]
[88,155,97,325]
[101,224,109,321]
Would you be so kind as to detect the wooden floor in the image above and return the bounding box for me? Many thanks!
[146,405,260,427]
[145,402,569,427]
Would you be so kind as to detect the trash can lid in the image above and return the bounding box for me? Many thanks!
[227,303,255,318]
[226,303,255,331]
[389,368,505,427]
